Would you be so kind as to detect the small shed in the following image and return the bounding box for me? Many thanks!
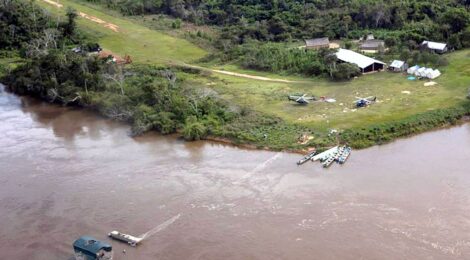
[360,40,385,53]
[421,41,448,54]
[389,60,407,72]
[336,48,385,73]
[305,37,330,49]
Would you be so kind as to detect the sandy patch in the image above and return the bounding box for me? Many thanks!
[41,0,119,32]
[424,81,437,87]
[329,42,340,49]
[211,70,298,83]
[43,0,62,8]
[78,12,119,32]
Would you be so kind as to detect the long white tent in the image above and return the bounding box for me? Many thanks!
[407,64,441,79]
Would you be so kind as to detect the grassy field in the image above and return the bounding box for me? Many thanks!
[38,0,207,64]
[36,0,470,149]
[199,50,470,132]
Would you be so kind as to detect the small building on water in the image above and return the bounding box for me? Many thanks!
[73,236,113,260]
[336,48,385,73]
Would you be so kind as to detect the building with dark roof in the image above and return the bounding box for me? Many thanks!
[359,40,385,53]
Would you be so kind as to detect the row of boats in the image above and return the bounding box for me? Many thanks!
[297,145,352,168]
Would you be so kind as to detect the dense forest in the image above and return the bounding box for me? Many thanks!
[0,0,235,141]
[80,0,470,78]
[84,0,470,45]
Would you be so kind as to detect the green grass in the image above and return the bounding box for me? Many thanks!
[198,50,470,133]
[36,0,470,149]
[38,0,207,65]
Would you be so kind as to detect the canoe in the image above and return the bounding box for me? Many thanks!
[297,150,317,165]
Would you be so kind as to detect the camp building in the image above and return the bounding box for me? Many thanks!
[421,41,448,54]
[389,60,408,72]
[336,48,385,73]
[359,40,385,53]
[305,37,330,49]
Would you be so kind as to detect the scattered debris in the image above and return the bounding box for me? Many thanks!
[298,134,314,144]
[401,91,411,94]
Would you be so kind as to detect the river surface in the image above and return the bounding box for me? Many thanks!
[1,84,470,260]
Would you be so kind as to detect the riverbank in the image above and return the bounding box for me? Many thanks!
[2,83,470,259]
[3,0,470,151]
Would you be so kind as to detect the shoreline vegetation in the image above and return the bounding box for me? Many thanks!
[1,0,470,152]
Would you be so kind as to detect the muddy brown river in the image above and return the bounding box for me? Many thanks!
[1,83,470,259]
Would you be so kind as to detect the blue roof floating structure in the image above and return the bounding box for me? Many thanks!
[73,236,113,260]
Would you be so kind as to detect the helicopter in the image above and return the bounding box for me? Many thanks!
[288,94,316,104]
[354,96,377,108]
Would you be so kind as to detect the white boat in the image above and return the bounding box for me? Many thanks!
[108,231,143,247]
[312,146,338,162]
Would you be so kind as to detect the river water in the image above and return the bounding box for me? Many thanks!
[1,84,470,259]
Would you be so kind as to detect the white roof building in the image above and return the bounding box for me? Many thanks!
[336,48,385,72]
[390,60,405,69]
[421,41,448,52]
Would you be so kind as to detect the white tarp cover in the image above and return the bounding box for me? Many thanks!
[407,65,419,74]
[424,68,434,78]
[428,69,441,79]
[336,48,385,69]
[415,67,427,77]
[390,60,405,69]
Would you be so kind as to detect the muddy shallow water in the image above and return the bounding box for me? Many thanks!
[1,84,470,259]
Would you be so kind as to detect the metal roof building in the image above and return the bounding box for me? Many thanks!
[336,49,385,73]
[360,40,385,52]
[421,41,448,53]
[305,37,330,49]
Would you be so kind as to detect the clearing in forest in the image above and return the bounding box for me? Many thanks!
[38,0,207,65]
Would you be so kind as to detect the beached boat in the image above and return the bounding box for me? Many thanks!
[312,146,338,162]
[322,155,336,168]
[338,147,352,164]
[297,149,317,165]
[335,146,345,161]
[73,236,113,260]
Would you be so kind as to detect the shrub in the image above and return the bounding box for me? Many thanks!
[182,116,207,140]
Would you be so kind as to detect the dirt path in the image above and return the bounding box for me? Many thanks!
[41,0,305,83]
[210,69,301,83]
[180,64,305,83]
[41,0,120,32]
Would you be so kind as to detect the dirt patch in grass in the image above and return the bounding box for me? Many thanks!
[41,0,120,32]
